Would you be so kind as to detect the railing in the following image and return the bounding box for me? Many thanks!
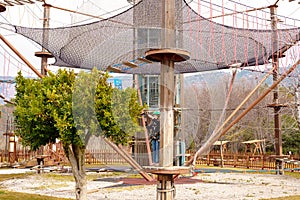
[85,149,127,165]
[195,152,300,170]
[1,148,299,170]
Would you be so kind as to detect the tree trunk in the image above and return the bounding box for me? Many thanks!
[65,144,87,200]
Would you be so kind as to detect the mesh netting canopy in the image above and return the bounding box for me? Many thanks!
[13,0,300,74]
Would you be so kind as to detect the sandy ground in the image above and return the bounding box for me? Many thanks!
[0,169,300,200]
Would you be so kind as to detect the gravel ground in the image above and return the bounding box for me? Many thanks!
[0,170,300,200]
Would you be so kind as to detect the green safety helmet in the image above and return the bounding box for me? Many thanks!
[153,111,160,115]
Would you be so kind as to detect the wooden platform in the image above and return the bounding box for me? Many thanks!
[0,5,6,12]
[35,51,54,58]
[145,48,190,62]
[144,166,190,175]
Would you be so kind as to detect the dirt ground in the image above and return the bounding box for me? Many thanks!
[0,169,300,200]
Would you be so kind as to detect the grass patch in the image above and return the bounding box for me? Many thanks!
[284,172,300,179]
[21,171,126,182]
[38,173,75,182]
[0,190,72,200]
[0,173,33,182]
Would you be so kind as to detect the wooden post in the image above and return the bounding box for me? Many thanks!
[160,56,175,167]
[160,1,175,199]
[220,141,224,168]
[160,0,175,168]
[234,154,237,167]
[207,154,210,166]
[262,155,265,170]
[270,5,283,175]
[40,4,51,76]
[143,0,190,199]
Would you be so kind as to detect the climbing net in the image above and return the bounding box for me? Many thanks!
[5,0,299,74]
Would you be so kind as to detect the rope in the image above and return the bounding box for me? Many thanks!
[209,0,216,63]
[185,1,272,25]
[188,65,276,167]
[227,0,300,24]
[192,68,237,166]
[44,3,134,27]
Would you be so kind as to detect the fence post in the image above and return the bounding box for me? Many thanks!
[232,154,235,167]
[262,155,265,170]
[246,155,249,168]
[207,154,210,166]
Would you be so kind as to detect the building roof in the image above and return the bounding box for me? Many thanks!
[242,139,265,144]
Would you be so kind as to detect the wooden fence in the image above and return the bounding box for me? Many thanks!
[85,149,128,165]
[195,152,300,170]
[1,148,299,171]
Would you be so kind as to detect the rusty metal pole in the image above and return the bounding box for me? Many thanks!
[270,5,283,175]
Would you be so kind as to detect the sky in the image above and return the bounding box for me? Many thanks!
[0,0,299,79]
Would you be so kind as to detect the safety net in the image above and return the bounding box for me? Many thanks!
[12,0,300,74]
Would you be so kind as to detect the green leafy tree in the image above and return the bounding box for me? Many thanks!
[14,68,144,200]
[94,77,144,145]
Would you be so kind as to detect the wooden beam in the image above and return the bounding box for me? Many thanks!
[134,75,153,165]
[107,65,122,73]
[187,59,300,166]
[0,4,6,12]
[137,57,152,63]
[0,34,43,78]
[102,137,153,181]
[186,66,274,166]
[122,61,138,68]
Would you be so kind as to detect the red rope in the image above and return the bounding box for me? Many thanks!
[3,51,6,78]
[197,0,202,60]
[233,4,237,63]
[7,54,10,77]
[244,5,249,66]
[209,0,216,63]
[283,16,289,68]
[262,11,268,71]
[221,0,227,65]
[254,9,258,67]
[4,55,11,97]
[188,4,192,46]
[192,69,237,166]
[2,52,6,97]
